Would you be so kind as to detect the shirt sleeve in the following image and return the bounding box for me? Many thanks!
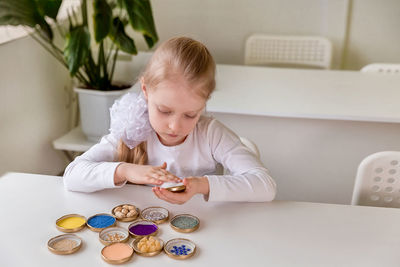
[63,134,126,193]
[205,119,277,202]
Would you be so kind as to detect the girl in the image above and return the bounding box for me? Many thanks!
[64,37,276,203]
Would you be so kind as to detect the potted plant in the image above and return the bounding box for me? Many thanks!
[0,0,158,141]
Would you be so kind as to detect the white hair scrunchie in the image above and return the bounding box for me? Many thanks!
[109,91,153,149]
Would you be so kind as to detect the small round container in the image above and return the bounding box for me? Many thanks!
[101,242,134,264]
[161,182,186,193]
[166,185,186,192]
[47,234,82,255]
[132,236,164,257]
[164,238,196,260]
[99,227,129,246]
[128,220,158,239]
[111,204,140,222]
[170,214,200,233]
[55,214,86,233]
[87,213,116,232]
[140,206,169,224]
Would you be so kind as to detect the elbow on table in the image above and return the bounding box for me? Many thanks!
[62,172,97,193]
[258,174,277,202]
[264,184,277,202]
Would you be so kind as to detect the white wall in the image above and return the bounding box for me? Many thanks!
[344,0,400,69]
[132,0,349,69]
[130,0,400,70]
[0,36,71,176]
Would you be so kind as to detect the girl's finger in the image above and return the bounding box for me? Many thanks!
[158,188,186,204]
[155,169,169,177]
[148,177,163,185]
[157,162,167,169]
[152,187,180,204]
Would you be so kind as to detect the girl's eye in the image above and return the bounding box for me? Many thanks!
[158,109,171,115]
[185,114,197,119]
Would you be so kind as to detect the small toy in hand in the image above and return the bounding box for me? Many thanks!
[161,182,186,193]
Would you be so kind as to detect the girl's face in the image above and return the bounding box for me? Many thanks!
[141,76,206,146]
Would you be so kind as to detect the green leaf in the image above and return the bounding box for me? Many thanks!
[122,0,158,48]
[116,0,124,8]
[93,0,112,42]
[35,0,62,20]
[64,26,91,76]
[109,17,137,54]
[0,0,53,39]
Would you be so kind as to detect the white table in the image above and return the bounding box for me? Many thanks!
[1,172,400,267]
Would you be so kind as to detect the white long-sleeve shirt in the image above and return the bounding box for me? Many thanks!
[64,116,276,202]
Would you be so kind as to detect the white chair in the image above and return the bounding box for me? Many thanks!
[216,137,260,175]
[244,34,332,69]
[239,136,260,158]
[351,151,400,207]
[360,63,400,74]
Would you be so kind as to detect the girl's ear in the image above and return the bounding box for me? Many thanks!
[140,77,148,100]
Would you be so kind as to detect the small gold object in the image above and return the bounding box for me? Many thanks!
[140,206,169,224]
[99,227,129,246]
[47,234,82,255]
[170,214,200,233]
[55,214,86,233]
[164,238,196,260]
[111,204,140,222]
[132,236,164,257]
[166,185,186,192]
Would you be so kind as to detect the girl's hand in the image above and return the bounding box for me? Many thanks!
[115,162,181,186]
[152,177,209,204]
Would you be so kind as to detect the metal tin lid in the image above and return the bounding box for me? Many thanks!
[111,204,140,222]
[99,227,129,246]
[101,242,134,264]
[87,213,117,232]
[140,206,169,224]
[128,220,158,239]
[132,236,164,257]
[161,182,186,193]
[170,214,200,233]
[55,214,86,233]
[47,234,82,255]
[164,238,196,260]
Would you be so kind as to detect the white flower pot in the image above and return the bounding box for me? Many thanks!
[74,87,133,142]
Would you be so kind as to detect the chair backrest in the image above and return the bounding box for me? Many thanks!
[352,151,400,207]
[360,63,400,74]
[244,34,332,69]
[239,136,260,158]
[216,137,260,175]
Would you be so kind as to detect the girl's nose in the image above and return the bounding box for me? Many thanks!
[168,117,181,132]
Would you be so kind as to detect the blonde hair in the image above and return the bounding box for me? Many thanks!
[118,36,216,164]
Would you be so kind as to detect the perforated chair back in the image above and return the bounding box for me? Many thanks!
[216,137,260,175]
[352,151,400,207]
[245,34,332,69]
[360,63,400,74]
[239,137,260,158]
